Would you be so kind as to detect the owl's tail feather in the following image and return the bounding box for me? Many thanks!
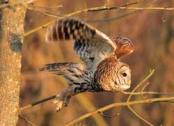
[40,62,85,84]
[45,18,96,42]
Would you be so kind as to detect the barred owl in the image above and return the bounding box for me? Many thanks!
[40,18,134,111]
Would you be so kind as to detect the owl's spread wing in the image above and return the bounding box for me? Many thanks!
[46,18,116,72]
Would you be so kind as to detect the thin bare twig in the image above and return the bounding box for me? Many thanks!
[87,11,138,23]
[141,82,150,92]
[122,91,174,96]
[21,5,115,36]
[99,111,120,118]
[23,10,136,37]
[128,107,153,126]
[20,95,56,112]
[27,4,63,18]
[24,5,174,37]
[19,90,174,112]
[19,115,37,126]
[126,69,155,126]
[26,1,137,19]
[119,6,174,11]
[64,96,174,126]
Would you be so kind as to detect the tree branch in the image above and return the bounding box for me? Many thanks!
[19,115,37,126]
[126,69,155,126]
[20,95,56,112]
[19,90,174,112]
[64,96,174,126]
[24,4,174,37]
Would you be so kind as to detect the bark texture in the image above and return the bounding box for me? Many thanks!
[0,1,26,126]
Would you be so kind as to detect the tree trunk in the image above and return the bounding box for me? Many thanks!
[0,1,26,126]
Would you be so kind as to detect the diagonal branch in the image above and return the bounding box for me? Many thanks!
[64,96,174,126]
[19,115,37,126]
[24,0,158,38]
[19,90,174,112]
[24,5,174,37]
[22,1,138,37]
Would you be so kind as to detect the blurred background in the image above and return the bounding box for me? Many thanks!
[18,0,174,126]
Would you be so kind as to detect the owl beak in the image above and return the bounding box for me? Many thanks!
[128,80,131,85]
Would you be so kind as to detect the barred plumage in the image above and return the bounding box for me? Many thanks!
[46,18,116,72]
[40,63,85,84]
[41,18,134,111]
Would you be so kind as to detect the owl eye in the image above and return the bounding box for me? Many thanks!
[121,72,127,77]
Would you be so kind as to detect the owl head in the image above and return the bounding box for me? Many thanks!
[112,61,131,91]
[94,58,131,92]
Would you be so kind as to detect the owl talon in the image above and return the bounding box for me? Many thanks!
[64,96,71,107]
[53,92,71,111]
[53,99,64,112]
[63,102,68,107]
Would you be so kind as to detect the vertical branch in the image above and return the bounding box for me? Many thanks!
[0,0,26,126]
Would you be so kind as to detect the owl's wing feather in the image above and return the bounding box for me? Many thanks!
[46,18,116,72]
[40,62,85,84]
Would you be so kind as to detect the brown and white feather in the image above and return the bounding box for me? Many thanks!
[46,18,116,72]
